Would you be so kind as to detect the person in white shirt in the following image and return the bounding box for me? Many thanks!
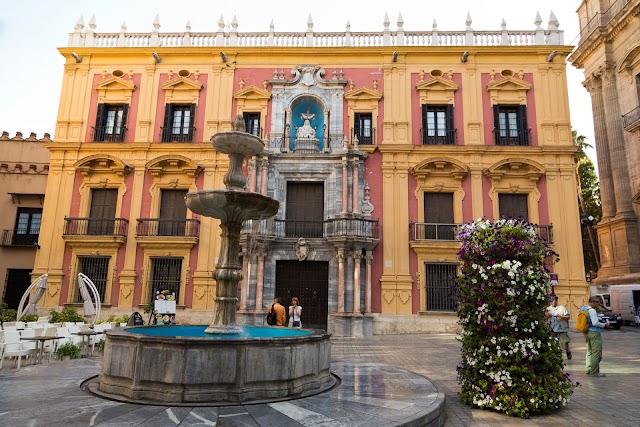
[288,297,302,328]
[580,296,609,377]
[546,296,572,360]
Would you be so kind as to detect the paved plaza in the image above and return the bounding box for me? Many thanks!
[1,327,639,426]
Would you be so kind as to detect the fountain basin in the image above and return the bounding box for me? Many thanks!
[185,190,279,222]
[97,326,334,405]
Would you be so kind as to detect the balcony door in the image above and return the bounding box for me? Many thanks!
[424,192,454,240]
[498,194,529,221]
[159,190,188,236]
[89,189,117,235]
[286,182,324,237]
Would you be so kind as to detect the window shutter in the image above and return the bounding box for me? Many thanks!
[188,104,196,141]
[421,105,428,144]
[95,104,106,141]
[446,104,455,145]
[120,104,129,141]
[162,104,173,142]
[492,105,500,145]
[517,105,528,145]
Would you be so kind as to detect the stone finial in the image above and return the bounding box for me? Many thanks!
[383,13,390,28]
[465,12,472,30]
[186,20,191,32]
[88,15,96,30]
[232,115,246,132]
[0,131,10,140]
[263,79,268,89]
[270,19,274,31]
[239,79,245,89]
[397,13,404,28]
[534,11,542,29]
[349,79,354,90]
[372,79,378,90]
[74,16,85,31]
[218,15,225,31]
[231,15,238,30]
[26,132,38,141]
[501,18,507,30]
[121,21,127,32]
[153,14,161,31]
[548,10,559,29]
[346,20,351,31]
[41,133,51,141]
[12,132,24,140]
[432,19,438,30]
[419,69,425,82]
[307,14,313,31]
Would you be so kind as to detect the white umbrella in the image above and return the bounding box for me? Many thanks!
[77,273,101,326]
[16,274,48,320]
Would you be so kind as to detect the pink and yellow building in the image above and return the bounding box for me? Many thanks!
[34,13,587,335]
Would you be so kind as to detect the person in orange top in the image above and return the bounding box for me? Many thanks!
[272,297,286,326]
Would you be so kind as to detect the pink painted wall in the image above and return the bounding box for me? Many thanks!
[154,74,208,143]
[537,176,550,225]
[340,68,384,141]
[482,175,494,220]
[461,173,473,222]
[481,73,538,146]
[363,151,384,312]
[410,73,464,145]
[231,69,274,136]
[84,74,141,143]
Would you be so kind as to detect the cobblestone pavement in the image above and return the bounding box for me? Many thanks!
[1,327,639,426]
[332,327,640,426]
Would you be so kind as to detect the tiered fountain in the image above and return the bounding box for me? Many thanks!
[92,117,334,405]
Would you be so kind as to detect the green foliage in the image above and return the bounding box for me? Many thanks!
[49,307,84,323]
[0,302,17,322]
[55,342,81,359]
[454,219,574,418]
[105,314,130,324]
[19,314,39,322]
[95,338,106,352]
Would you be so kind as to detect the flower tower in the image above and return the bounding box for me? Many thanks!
[454,219,573,418]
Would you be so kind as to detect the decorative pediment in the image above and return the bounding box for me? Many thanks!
[161,76,203,92]
[146,155,203,178]
[74,155,132,177]
[486,75,531,105]
[618,45,640,82]
[234,85,271,100]
[94,76,136,92]
[345,87,383,102]
[161,76,203,104]
[415,73,458,105]
[411,157,469,182]
[483,158,545,183]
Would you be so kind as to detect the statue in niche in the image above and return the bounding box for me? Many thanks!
[297,107,317,139]
[295,237,309,261]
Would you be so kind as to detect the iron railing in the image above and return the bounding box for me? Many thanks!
[410,223,461,241]
[149,257,182,303]
[533,225,554,244]
[623,106,640,130]
[77,256,110,302]
[425,263,457,312]
[493,127,531,146]
[63,218,129,236]
[160,126,196,142]
[91,125,127,142]
[420,128,457,145]
[352,127,376,145]
[242,218,379,239]
[0,229,39,246]
[136,218,200,237]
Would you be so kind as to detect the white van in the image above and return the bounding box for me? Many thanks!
[609,285,640,325]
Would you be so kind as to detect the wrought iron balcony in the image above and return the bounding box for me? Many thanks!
[63,218,129,236]
[352,127,376,145]
[136,218,200,237]
[91,126,127,142]
[623,106,640,131]
[160,126,196,142]
[420,128,457,145]
[533,224,554,244]
[0,229,39,247]
[410,223,461,241]
[242,218,379,239]
[493,128,531,146]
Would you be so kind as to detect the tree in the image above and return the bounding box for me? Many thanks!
[573,130,601,274]
[454,219,574,418]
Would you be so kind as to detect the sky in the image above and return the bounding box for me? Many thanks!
[0,0,596,162]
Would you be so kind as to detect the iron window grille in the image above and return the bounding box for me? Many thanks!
[77,256,110,302]
[161,104,196,142]
[425,262,458,312]
[421,105,456,145]
[93,104,128,142]
[493,105,530,146]
[149,257,182,303]
[353,113,374,144]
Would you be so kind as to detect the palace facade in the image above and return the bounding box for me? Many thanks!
[33,13,587,335]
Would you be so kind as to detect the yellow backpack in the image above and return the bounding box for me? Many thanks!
[576,306,590,332]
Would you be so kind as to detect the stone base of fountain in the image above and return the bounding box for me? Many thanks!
[95,327,334,405]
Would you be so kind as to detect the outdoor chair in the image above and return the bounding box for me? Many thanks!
[0,331,31,369]
[18,329,39,363]
[36,317,49,324]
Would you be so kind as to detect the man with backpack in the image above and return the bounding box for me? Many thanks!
[578,296,610,377]
[267,297,286,326]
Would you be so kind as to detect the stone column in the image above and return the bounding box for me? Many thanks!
[584,74,616,219]
[239,250,249,310]
[353,251,362,313]
[255,247,266,311]
[260,156,269,196]
[352,159,359,214]
[337,248,345,312]
[249,156,258,192]
[601,65,634,217]
[365,251,373,313]
[342,158,349,214]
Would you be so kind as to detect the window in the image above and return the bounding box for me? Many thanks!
[353,113,374,144]
[93,104,128,142]
[425,263,457,311]
[2,269,32,309]
[12,208,42,245]
[423,193,455,240]
[162,104,195,142]
[158,189,188,236]
[88,189,118,235]
[286,182,324,238]
[77,256,110,302]
[421,105,455,145]
[149,257,182,303]
[243,112,261,137]
[493,105,529,146]
[498,194,529,221]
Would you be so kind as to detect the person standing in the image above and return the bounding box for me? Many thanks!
[270,297,286,326]
[546,296,572,359]
[288,297,303,328]
[581,296,609,377]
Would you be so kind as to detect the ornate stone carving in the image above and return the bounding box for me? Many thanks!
[295,237,309,261]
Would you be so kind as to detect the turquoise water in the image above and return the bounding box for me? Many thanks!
[127,325,312,338]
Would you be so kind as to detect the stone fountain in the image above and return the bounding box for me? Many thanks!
[93,117,334,405]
